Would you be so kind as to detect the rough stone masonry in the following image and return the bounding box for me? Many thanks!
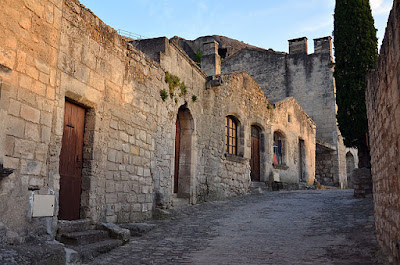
[0,0,315,247]
[174,35,358,188]
[366,0,400,262]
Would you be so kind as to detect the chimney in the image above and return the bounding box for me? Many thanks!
[201,41,221,76]
[314,36,333,57]
[288,37,308,54]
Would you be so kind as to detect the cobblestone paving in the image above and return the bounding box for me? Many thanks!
[87,190,386,265]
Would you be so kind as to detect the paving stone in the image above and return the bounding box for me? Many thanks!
[86,190,388,265]
[0,241,66,265]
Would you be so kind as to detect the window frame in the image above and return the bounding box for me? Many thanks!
[273,131,285,165]
[225,116,238,155]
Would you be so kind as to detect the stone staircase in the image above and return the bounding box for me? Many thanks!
[251,181,316,192]
[298,181,316,190]
[57,219,125,263]
[172,195,190,208]
[249,181,269,194]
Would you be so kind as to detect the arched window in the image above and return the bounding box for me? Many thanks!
[273,131,285,165]
[225,116,238,155]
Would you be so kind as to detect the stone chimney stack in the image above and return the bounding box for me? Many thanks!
[314,36,333,57]
[288,37,308,54]
[201,41,221,76]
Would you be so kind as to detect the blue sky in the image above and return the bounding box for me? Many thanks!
[79,0,393,53]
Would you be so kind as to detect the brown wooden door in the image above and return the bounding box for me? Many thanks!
[59,101,85,220]
[250,126,261,182]
[174,118,181,193]
[299,139,305,182]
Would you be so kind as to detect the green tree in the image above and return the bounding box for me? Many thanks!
[333,0,378,168]
[194,50,203,65]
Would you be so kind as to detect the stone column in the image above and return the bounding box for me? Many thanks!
[201,41,221,76]
[288,37,308,54]
[314,36,333,57]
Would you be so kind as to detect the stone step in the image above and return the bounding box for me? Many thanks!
[250,181,266,188]
[249,181,268,194]
[172,197,189,208]
[59,230,109,246]
[153,208,173,220]
[71,239,123,262]
[298,182,316,190]
[58,219,92,234]
[119,223,157,237]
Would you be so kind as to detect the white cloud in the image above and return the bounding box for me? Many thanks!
[370,0,384,9]
[197,1,207,11]
[298,19,333,34]
[371,0,392,15]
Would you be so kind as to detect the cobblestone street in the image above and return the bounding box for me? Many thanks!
[87,190,384,265]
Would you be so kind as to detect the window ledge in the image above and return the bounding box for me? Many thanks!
[273,163,289,170]
[225,154,248,164]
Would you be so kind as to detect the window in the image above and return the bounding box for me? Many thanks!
[225,116,237,155]
[273,131,284,165]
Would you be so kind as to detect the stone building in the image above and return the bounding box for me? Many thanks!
[366,0,400,261]
[175,35,355,188]
[0,0,315,245]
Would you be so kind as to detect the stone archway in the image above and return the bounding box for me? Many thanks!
[346,151,355,188]
[346,152,355,176]
[174,106,194,199]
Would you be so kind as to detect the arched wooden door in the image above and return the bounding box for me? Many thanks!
[174,118,181,194]
[173,107,194,198]
[250,126,261,182]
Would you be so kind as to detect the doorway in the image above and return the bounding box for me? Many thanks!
[58,101,85,220]
[299,139,306,182]
[173,106,194,198]
[346,152,355,176]
[250,125,261,182]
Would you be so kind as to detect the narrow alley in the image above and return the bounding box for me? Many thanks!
[88,190,385,265]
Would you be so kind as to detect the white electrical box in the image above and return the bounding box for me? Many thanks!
[32,194,55,217]
[272,172,280,182]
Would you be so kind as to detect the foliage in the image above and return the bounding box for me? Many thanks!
[160,72,197,104]
[179,82,187,97]
[162,72,194,103]
[333,0,377,152]
[160,89,168,101]
[165,71,180,98]
[194,50,203,64]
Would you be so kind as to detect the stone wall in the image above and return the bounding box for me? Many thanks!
[133,36,207,207]
[0,0,63,244]
[366,0,400,261]
[221,38,347,187]
[222,39,337,145]
[55,0,170,225]
[200,73,316,196]
[272,97,316,184]
[0,0,317,245]
[0,0,185,242]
